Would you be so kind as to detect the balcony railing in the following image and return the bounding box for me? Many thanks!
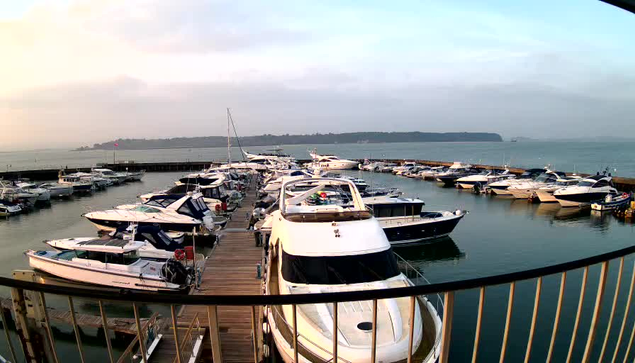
[0,244,635,362]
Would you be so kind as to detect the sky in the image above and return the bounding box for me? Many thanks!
[0,0,634,150]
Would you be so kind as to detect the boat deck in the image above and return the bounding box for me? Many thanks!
[152,177,263,363]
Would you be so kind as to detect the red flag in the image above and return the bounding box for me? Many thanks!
[114,143,119,147]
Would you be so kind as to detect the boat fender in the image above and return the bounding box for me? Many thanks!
[215,204,221,212]
[455,209,463,216]
[263,322,270,335]
[263,345,270,358]
[174,249,186,260]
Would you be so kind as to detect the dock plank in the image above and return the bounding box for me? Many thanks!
[152,175,263,363]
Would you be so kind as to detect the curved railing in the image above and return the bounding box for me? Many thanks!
[0,244,634,362]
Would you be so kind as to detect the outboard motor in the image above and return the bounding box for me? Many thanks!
[161,259,192,285]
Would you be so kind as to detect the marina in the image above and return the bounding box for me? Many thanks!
[0,146,635,362]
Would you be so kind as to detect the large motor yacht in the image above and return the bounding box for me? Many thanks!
[309,150,358,170]
[265,178,441,363]
[554,173,618,207]
[489,168,550,195]
[364,195,466,245]
[455,168,514,189]
[507,170,566,199]
[535,176,582,203]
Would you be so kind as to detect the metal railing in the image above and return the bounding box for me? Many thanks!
[0,244,635,362]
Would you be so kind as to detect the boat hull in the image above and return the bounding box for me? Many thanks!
[27,252,182,292]
[555,192,612,208]
[379,213,465,245]
[86,217,201,233]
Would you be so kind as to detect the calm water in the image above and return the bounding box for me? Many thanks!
[3,141,635,177]
[0,170,634,361]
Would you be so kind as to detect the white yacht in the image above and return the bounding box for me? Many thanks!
[58,173,95,194]
[535,176,582,203]
[15,182,51,204]
[554,174,618,207]
[26,240,193,292]
[507,170,566,199]
[419,166,446,180]
[0,200,22,216]
[265,178,441,363]
[0,181,38,206]
[92,168,128,185]
[364,195,466,245]
[489,168,552,195]
[83,193,216,233]
[39,183,74,198]
[309,150,358,170]
[391,162,418,175]
[455,169,514,189]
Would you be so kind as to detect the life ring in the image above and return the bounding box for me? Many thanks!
[174,249,185,260]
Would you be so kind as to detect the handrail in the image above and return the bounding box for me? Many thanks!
[4,244,635,305]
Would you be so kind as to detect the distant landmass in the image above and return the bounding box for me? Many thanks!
[77,132,503,151]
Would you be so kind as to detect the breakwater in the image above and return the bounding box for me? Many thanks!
[3,159,635,192]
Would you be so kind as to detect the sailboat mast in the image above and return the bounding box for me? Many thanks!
[227,108,231,164]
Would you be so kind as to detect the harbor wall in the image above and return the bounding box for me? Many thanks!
[2,159,635,192]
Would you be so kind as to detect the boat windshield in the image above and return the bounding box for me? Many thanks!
[578,180,595,187]
[132,205,161,213]
[281,249,400,285]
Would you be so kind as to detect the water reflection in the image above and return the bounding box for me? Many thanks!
[393,237,466,264]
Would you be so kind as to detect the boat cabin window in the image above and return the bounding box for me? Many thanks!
[68,250,140,264]
[201,187,222,199]
[281,249,400,284]
[146,197,181,208]
[593,180,610,188]
[371,203,423,218]
[578,180,595,187]
[177,199,207,219]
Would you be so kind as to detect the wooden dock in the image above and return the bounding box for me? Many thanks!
[152,177,264,363]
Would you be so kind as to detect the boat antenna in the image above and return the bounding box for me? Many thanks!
[226,109,231,164]
[227,108,245,161]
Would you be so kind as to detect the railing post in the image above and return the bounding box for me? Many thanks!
[207,306,223,363]
[471,287,485,363]
[581,261,609,362]
[598,257,624,362]
[547,272,567,363]
[611,261,635,363]
[251,306,258,363]
[98,300,115,363]
[407,296,416,363]
[68,296,86,363]
[566,266,589,363]
[292,304,299,363]
[440,291,455,363]
[133,303,147,363]
[38,292,60,363]
[11,288,39,362]
[333,302,338,363]
[171,305,183,363]
[524,278,542,363]
[499,282,516,363]
[371,299,378,363]
[0,301,18,363]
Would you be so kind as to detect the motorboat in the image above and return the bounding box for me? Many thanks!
[26,240,193,292]
[15,182,51,204]
[591,192,632,211]
[489,168,550,195]
[0,181,38,206]
[117,198,229,230]
[39,182,74,198]
[0,199,22,217]
[392,162,418,175]
[45,225,188,260]
[309,150,358,170]
[265,177,441,362]
[435,162,474,186]
[364,195,466,245]
[124,170,145,182]
[92,168,129,185]
[83,193,217,232]
[419,166,446,180]
[555,174,619,207]
[455,169,514,189]
[535,176,582,203]
[58,173,95,194]
[69,172,111,190]
[507,170,566,199]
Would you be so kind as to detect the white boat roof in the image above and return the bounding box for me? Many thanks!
[64,239,144,253]
[275,211,390,257]
[363,196,424,205]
